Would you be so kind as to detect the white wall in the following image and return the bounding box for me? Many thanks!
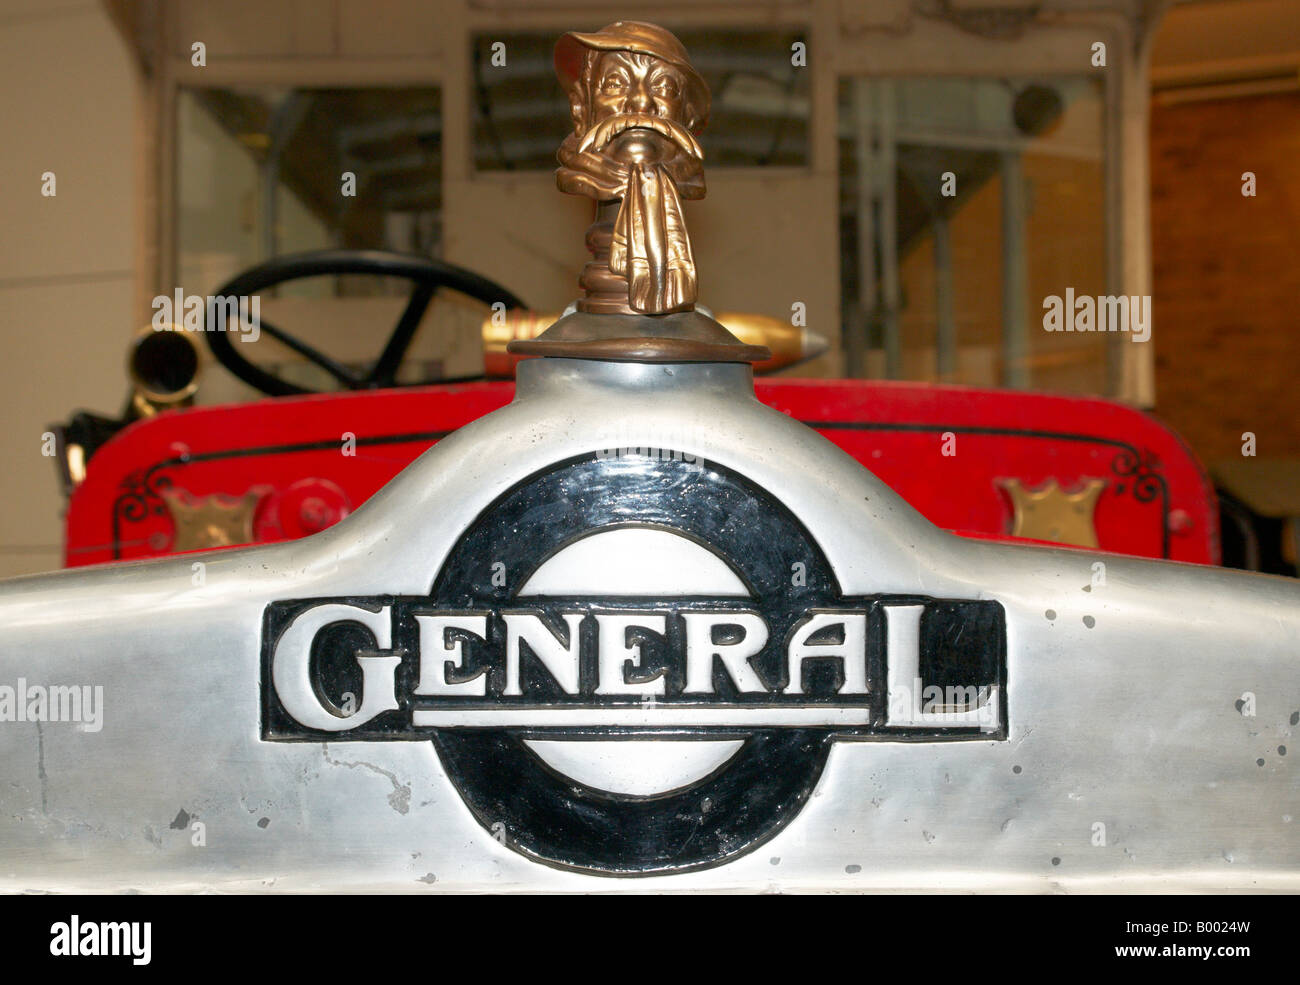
[0,0,137,576]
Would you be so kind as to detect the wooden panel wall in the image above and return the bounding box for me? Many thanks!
[1149,90,1300,463]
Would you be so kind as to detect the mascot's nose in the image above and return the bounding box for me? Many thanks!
[627,80,654,114]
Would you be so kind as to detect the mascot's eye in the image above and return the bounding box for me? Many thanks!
[653,76,679,97]
[601,75,627,92]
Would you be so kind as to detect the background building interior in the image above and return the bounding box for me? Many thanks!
[0,0,1296,577]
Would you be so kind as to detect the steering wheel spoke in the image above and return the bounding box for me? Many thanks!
[367,282,437,388]
[256,318,366,388]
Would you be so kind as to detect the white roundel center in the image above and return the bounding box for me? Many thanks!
[518,526,748,797]
[518,527,749,597]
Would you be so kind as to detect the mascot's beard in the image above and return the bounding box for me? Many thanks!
[555,112,705,202]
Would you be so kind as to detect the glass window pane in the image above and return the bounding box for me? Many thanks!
[838,76,1109,394]
[178,85,443,290]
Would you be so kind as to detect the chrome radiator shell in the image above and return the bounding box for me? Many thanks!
[0,359,1295,892]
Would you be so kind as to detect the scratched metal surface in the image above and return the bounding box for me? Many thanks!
[0,359,1295,891]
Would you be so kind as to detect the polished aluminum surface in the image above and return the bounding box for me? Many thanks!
[0,358,1296,891]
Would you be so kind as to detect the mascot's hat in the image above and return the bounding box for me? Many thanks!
[554,21,710,133]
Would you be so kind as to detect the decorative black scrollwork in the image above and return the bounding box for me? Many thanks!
[115,468,173,523]
[1110,448,1164,504]
[112,468,174,555]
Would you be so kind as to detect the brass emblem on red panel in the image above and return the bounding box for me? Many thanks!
[998,477,1107,549]
[161,488,268,552]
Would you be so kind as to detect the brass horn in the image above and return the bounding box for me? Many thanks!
[128,323,201,419]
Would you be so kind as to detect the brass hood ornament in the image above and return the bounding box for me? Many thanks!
[511,22,768,366]
[555,21,708,315]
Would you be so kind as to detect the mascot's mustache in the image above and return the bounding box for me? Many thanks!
[576,112,703,162]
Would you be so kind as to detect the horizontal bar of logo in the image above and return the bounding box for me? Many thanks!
[411,705,877,728]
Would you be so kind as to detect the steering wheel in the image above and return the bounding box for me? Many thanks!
[206,249,526,396]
